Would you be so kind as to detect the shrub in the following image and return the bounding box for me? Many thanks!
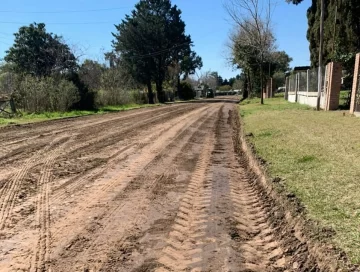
[15,75,80,113]
[179,81,195,100]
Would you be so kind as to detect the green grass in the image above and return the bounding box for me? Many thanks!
[239,97,360,264]
[0,103,160,126]
[339,90,351,110]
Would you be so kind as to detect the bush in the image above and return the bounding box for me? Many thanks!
[15,75,80,113]
[179,81,195,100]
[97,68,140,106]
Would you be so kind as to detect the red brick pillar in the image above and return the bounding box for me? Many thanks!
[350,53,360,114]
[324,62,342,111]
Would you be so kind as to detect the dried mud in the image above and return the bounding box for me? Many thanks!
[0,99,352,271]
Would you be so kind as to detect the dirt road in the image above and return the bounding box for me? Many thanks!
[0,100,313,271]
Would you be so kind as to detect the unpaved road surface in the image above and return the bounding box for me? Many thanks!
[0,100,307,271]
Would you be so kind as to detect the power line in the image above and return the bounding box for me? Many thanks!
[0,32,13,36]
[0,21,116,25]
[0,7,130,14]
[0,40,11,45]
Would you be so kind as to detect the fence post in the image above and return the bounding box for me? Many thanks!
[295,74,298,103]
[350,53,360,114]
[285,77,289,100]
[306,69,310,95]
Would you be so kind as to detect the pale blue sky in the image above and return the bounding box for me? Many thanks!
[0,0,312,79]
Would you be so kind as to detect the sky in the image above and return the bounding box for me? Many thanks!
[0,0,312,80]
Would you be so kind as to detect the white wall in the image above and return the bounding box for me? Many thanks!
[288,93,296,103]
[287,91,325,109]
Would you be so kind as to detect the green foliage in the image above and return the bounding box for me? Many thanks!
[307,0,360,69]
[98,67,137,106]
[4,23,77,77]
[219,85,232,92]
[15,75,80,112]
[65,72,96,110]
[286,0,304,4]
[111,0,200,103]
[179,81,195,100]
[272,71,286,89]
[79,60,104,92]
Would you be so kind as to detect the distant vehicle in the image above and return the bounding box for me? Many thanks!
[277,87,286,93]
[206,89,215,98]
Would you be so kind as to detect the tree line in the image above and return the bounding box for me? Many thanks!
[0,0,202,114]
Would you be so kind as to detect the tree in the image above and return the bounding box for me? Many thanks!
[5,23,77,77]
[112,0,199,103]
[169,50,202,99]
[219,85,232,92]
[288,0,360,74]
[267,51,292,76]
[225,0,276,104]
[79,60,104,92]
[200,71,218,90]
[286,0,303,4]
[228,77,236,86]
[307,0,360,69]
[222,79,230,86]
[179,81,195,100]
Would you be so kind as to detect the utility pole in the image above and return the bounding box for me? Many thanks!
[316,0,325,111]
[332,5,338,56]
[260,53,264,105]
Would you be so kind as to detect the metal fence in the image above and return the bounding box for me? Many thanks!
[286,67,325,94]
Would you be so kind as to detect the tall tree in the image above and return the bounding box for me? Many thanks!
[288,0,360,75]
[112,0,199,103]
[225,0,276,103]
[79,59,104,92]
[5,23,77,77]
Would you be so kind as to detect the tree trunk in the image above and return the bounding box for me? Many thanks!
[177,75,181,100]
[147,81,155,104]
[260,55,264,105]
[242,73,249,100]
[248,72,253,96]
[10,98,17,113]
[156,81,165,103]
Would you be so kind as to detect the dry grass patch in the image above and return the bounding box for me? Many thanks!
[239,97,360,264]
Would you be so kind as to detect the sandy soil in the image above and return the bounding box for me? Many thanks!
[0,100,317,271]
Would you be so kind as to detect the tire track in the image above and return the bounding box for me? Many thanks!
[0,105,189,170]
[49,105,220,272]
[29,140,70,272]
[230,169,284,271]
[50,105,210,206]
[0,136,70,230]
[0,104,182,149]
[156,122,216,272]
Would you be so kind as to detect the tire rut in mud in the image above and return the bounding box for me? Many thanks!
[0,102,323,271]
[48,105,221,272]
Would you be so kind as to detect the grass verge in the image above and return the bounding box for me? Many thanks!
[0,103,160,126]
[239,96,360,264]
